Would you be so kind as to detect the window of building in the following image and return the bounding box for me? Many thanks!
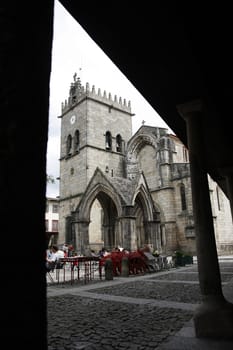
[52,204,59,213]
[74,129,80,152]
[185,226,195,237]
[52,220,58,231]
[66,134,72,155]
[180,184,187,211]
[183,146,188,162]
[45,220,48,231]
[105,131,112,150]
[216,186,221,211]
[116,134,122,152]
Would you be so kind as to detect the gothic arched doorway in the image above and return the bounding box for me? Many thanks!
[134,194,147,249]
[89,191,118,252]
[133,186,160,252]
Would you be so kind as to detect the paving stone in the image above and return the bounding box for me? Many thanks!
[47,261,233,349]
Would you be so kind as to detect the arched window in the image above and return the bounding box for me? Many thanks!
[116,134,122,152]
[74,129,80,152]
[180,184,187,211]
[183,146,188,162]
[105,131,112,150]
[66,134,72,156]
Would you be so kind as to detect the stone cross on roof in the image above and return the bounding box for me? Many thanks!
[73,72,77,82]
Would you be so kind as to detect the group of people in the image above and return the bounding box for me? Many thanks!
[45,243,157,272]
[98,246,130,257]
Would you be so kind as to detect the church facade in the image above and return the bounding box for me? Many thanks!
[57,77,233,255]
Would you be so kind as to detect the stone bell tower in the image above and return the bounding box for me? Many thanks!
[58,74,134,243]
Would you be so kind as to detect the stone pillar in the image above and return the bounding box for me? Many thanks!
[163,222,177,254]
[73,220,90,255]
[114,217,121,247]
[120,207,137,250]
[160,163,171,187]
[121,256,129,277]
[105,258,114,280]
[144,220,160,252]
[102,224,110,249]
[225,172,233,221]
[1,3,54,348]
[177,100,233,338]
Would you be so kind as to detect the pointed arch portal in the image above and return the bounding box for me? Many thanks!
[89,192,118,252]
[72,173,160,254]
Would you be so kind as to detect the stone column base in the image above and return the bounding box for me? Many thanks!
[194,296,233,338]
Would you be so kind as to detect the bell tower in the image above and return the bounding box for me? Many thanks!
[58,75,134,240]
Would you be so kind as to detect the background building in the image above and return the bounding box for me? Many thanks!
[58,78,233,255]
[45,197,59,247]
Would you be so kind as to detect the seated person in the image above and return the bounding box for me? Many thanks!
[46,244,65,271]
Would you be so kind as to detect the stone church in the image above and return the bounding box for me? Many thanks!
[57,76,233,255]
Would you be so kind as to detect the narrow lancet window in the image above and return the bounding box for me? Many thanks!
[66,134,72,156]
[116,134,122,152]
[105,131,112,150]
[180,184,187,211]
[74,130,80,152]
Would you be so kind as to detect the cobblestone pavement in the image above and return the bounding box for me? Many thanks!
[47,259,233,350]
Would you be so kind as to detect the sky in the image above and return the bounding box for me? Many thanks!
[46,0,173,198]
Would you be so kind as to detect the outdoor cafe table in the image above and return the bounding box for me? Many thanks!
[59,256,101,284]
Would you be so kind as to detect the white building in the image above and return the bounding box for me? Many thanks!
[45,197,59,246]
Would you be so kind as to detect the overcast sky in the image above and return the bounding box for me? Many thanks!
[46,0,173,198]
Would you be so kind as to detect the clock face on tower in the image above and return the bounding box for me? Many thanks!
[70,115,76,124]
